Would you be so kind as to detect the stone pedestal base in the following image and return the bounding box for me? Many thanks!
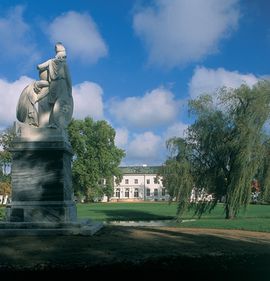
[0,219,103,236]
[1,123,103,235]
[6,201,77,223]
[0,122,103,236]
[7,132,77,223]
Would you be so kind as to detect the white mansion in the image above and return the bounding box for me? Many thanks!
[108,165,170,202]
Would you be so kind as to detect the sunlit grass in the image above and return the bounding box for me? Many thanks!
[1,202,269,232]
[76,202,270,232]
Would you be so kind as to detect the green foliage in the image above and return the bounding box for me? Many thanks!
[0,126,15,174]
[188,81,270,218]
[159,138,193,218]
[68,117,125,202]
[188,96,232,200]
[163,80,270,219]
[223,82,270,217]
[258,139,270,203]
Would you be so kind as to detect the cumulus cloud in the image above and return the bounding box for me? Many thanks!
[0,6,40,66]
[110,87,179,128]
[163,122,189,141]
[47,11,108,63]
[133,0,240,68]
[115,128,129,148]
[0,76,34,128]
[189,66,259,99]
[0,77,104,128]
[73,81,104,120]
[126,132,162,163]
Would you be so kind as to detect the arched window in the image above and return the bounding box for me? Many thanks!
[115,188,120,198]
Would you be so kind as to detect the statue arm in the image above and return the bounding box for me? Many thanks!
[37,59,51,71]
[35,87,49,102]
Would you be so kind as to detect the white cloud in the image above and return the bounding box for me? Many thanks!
[126,132,162,163]
[0,6,40,66]
[0,77,104,128]
[0,76,34,128]
[133,0,240,68]
[189,66,259,99]
[73,81,104,120]
[110,87,179,128]
[115,128,129,148]
[163,122,189,141]
[47,11,108,63]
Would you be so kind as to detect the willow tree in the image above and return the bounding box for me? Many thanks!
[68,117,125,202]
[259,139,270,203]
[160,137,193,218]
[187,80,270,219]
[188,95,233,204]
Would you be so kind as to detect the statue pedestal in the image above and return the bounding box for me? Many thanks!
[7,138,76,223]
[1,123,103,235]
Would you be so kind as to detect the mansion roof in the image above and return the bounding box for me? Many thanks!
[120,166,161,175]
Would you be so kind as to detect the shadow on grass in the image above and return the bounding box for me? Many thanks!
[90,209,174,221]
[0,225,269,280]
[82,209,175,221]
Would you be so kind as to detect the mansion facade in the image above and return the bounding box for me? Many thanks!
[108,165,170,202]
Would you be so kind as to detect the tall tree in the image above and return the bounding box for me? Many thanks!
[256,138,270,203]
[163,80,270,219]
[68,117,125,202]
[187,81,270,218]
[160,137,193,219]
[223,82,270,218]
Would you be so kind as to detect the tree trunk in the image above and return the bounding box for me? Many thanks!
[225,204,235,219]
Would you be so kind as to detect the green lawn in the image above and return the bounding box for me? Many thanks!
[77,201,177,221]
[1,202,270,232]
[77,202,270,232]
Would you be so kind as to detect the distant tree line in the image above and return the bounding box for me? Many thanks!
[160,80,270,219]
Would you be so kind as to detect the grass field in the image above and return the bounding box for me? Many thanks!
[1,201,270,232]
[77,201,270,232]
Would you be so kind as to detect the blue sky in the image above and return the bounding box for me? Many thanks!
[0,0,269,166]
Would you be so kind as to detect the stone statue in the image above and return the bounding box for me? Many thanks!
[37,42,73,129]
[5,42,103,235]
[16,42,73,131]
[16,80,49,127]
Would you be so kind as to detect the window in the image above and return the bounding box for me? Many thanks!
[154,189,158,197]
[115,188,120,198]
[134,179,138,184]
[125,188,129,198]
[162,188,166,196]
[134,188,139,198]
[146,188,150,196]
[125,179,129,184]
[98,179,105,185]
[146,179,150,184]
[154,177,159,184]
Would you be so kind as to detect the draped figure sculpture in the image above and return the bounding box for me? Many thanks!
[16,42,73,130]
[16,80,49,127]
[37,42,73,129]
